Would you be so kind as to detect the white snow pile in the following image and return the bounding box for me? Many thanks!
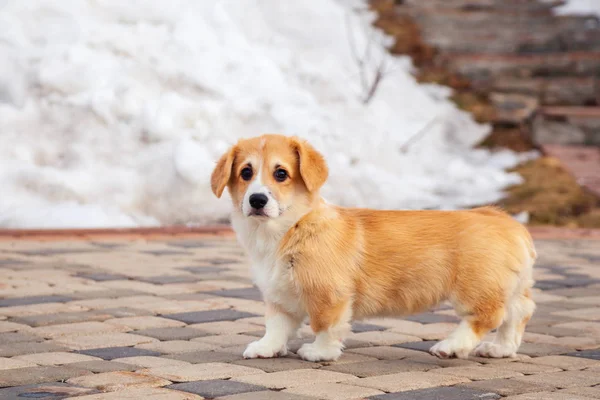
[0,0,535,228]
[555,0,600,16]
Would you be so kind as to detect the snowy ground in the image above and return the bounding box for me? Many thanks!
[0,0,537,228]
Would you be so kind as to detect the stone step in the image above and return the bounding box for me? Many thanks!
[446,52,600,79]
[489,92,539,124]
[400,0,566,12]
[532,107,600,146]
[396,8,600,54]
[478,77,599,106]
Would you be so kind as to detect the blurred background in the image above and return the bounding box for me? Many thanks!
[0,0,598,229]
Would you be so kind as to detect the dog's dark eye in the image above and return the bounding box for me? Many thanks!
[274,168,288,182]
[241,167,253,181]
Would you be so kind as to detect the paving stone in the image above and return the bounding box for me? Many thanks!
[0,382,97,400]
[483,361,561,375]
[516,342,572,357]
[105,316,186,330]
[76,272,128,281]
[234,369,357,389]
[351,322,386,333]
[180,266,227,274]
[393,340,438,353]
[526,354,600,369]
[458,378,556,397]
[141,362,265,382]
[559,386,600,399]
[13,352,101,365]
[512,369,600,388]
[134,327,210,341]
[0,321,30,333]
[348,331,422,346]
[467,354,532,365]
[0,340,68,357]
[525,325,585,337]
[323,359,436,377]
[0,357,38,370]
[189,321,264,335]
[167,379,265,398]
[565,349,600,360]
[402,313,460,324]
[102,307,154,318]
[0,365,92,388]
[164,350,242,364]
[502,391,594,400]
[406,351,485,367]
[68,290,146,301]
[552,307,600,321]
[12,310,115,327]
[388,322,458,340]
[163,309,258,324]
[233,357,321,372]
[76,346,162,360]
[430,365,523,380]
[348,371,469,393]
[369,386,501,400]
[347,345,426,360]
[193,334,257,348]
[0,295,73,307]
[73,387,204,399]
[207,287,263,301]
[142,250,193,256]
[67,371,171,391]
[284,382,384,400]
[55,332,158,351]
[319,352,379,365]
[168,240,211,248]
[0,331,43,344]
[219,391,313,400]
[112,356,190,369]
[0,303,87,318]
[33,321,129,339]
[68,360,138,373]
[554,321,600,335]
[139,275,202,284]
[136,340,217,354]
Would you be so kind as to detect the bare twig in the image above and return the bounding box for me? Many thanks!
[398,115,440,153]
[345,11,391,104]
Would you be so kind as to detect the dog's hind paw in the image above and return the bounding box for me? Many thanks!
[297,342,342,362]
[474,342,516,358]
[243,339,287,359]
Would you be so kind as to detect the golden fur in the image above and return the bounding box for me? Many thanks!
[211,134,536,361]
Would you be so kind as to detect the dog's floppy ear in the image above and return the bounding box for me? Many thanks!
[292,137,328,192]
[210,146,236,198]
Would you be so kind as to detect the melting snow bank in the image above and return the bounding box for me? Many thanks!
[0,0,536,228]
[555,0,600,16]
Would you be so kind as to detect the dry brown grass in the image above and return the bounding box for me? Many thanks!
[499,157,600,227]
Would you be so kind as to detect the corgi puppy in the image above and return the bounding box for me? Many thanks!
[210,134,536,362]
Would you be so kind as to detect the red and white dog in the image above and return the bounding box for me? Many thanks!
[210,134,536,362]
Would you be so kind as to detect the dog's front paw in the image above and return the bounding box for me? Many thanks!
[243,340,287,359]
[297,342,342,362]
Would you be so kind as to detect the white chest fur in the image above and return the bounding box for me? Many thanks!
[231,214,304,316]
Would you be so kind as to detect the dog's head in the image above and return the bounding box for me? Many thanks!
[211,134,328,220]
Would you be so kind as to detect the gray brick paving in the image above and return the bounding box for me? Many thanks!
[0,237,598,399]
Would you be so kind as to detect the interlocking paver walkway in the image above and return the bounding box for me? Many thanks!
[0,236,599,399]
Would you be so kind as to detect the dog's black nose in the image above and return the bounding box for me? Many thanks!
[249,193,268,209]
